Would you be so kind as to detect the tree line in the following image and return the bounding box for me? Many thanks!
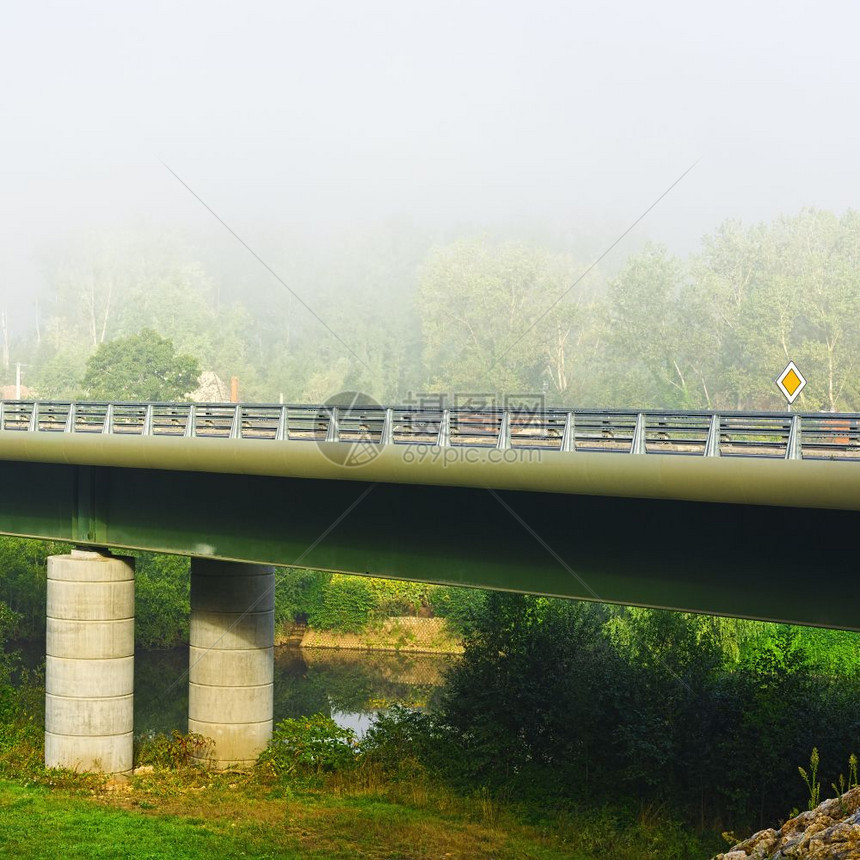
[1,207,858,411]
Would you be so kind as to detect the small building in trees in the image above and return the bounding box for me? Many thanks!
[191,371,230,403]
[1,384,36,400]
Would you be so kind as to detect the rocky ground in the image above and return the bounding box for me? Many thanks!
[715,786,860,858]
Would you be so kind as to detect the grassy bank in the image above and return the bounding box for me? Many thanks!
[0,770,721,859]
[295,616,463,655]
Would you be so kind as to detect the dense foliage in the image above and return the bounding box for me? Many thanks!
[304,575,376,633]
[274,569,483,634]
[4,207,859,412]
[0,599,44,780]
[132,552,190,648]
[435,595,860,832]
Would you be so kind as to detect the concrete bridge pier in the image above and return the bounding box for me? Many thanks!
[188,559,274,768]
[45,550,135,776]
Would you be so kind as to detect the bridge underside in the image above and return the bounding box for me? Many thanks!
[1,459,857,631]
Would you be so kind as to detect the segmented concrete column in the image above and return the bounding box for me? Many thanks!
[45,550,135,775]
[188,559,274,768]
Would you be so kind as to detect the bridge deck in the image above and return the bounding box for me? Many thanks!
[1,401,859,629]
[1,401,860,514]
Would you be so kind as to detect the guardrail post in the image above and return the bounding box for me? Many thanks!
[496,411,511,450]
[325,407,340,442]
[184,405,197,438]
[704,414,721,457]
[561,412,575,452]
[275,406,288,441]
[381,408,393,445]
[102,404,114,435]
[437,409,451,447]
[631,413,647,454]
[786,414,802,460]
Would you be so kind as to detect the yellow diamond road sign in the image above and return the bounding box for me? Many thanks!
[776,361,806,404]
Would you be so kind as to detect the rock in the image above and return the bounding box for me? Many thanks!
[732,827,779,859]
[713,787,860,859]
[133,765,155,775]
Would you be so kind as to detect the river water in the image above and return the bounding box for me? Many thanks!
[13,642,453,737]
[137,646,453,738]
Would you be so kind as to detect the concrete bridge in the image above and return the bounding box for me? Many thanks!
[1,400,859,776]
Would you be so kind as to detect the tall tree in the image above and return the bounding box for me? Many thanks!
[781,209,860,411]
[605,243,701,408]
[416,239,602,403]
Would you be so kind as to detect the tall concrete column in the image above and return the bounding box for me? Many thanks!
[45,550,135,776]
[188,559,274,768]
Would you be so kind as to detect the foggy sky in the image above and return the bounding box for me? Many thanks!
[2,0,859,328]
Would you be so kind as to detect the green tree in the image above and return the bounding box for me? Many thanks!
[416,239,603,401]
[605,243,706,407]
[777,209,860,411]
[686,209,860,411]
[35,227,261,400]
[80,329,200,401]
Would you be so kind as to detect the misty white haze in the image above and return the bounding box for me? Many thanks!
[1,0,858,409]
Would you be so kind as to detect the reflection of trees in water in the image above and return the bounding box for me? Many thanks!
[133,645,457,735]
[274,647,455,720]
[302,648,450,686]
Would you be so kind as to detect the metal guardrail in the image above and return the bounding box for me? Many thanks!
[1,401,859,461]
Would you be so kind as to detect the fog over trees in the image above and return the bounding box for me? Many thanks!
[2,207,858,412]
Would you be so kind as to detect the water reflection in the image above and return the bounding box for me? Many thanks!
[135,645,454,738]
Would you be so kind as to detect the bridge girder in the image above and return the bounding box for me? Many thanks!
[0,452,856,630]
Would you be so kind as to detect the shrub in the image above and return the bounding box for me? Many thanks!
[0,600,45,778]
[360,704,456,777]
[256,714,358,779]
[0,601,23,723]
[134,730,213,768]
[365,579,431,617]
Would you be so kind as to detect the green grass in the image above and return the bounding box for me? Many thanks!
[0,781,282,859]
[0,772,721,860]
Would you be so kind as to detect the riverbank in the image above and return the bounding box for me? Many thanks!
[278,616,464,655]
